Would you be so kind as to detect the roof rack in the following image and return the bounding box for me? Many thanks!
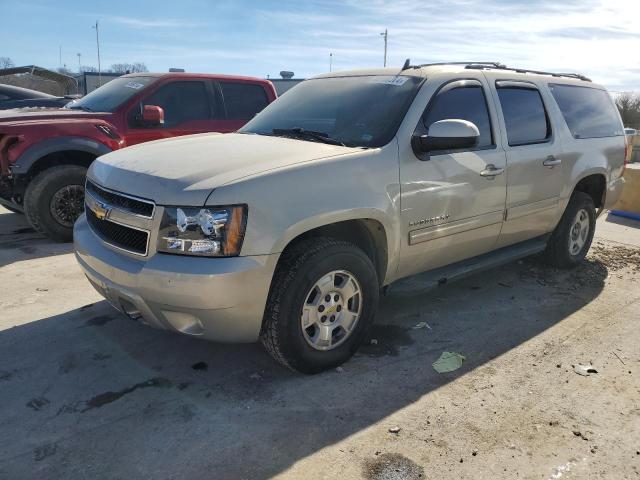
[413,61,506,69]
[399,60,591,82]
[464,63,591,82]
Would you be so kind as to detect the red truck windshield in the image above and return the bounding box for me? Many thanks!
[66,76,157,113]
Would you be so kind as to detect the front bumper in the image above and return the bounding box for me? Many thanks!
[74,214,278,343]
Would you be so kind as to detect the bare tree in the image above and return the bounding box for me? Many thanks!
[615,92,640,129]
[80,65,98,73]
[56,67,74,76]
[0,57,15,69]
[110,62,148,74]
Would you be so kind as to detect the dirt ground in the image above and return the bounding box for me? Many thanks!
[0,206,639,480]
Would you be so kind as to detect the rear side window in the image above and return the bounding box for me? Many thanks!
[549,84,623,139]
[422,84,493,149]
[144,81,211,128]
[220,82,269,120]
[497,86,550,146]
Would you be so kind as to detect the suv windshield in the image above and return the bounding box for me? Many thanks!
[239,75,423,148]
[66,76,157,113]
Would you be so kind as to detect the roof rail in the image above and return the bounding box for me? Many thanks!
[405,61,592,82]
[465,63,591,82]
[414,61,506,69]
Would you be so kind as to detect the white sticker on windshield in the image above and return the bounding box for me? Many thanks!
[125,82,145,90]
[370,76,409,86]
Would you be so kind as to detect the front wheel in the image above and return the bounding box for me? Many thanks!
[543,191,596,268]
[261,238,379,374]
[24,165,87,242]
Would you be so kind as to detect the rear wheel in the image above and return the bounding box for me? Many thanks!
[24,165,87,242]
[543,191,595,268]
[261,237,379,374]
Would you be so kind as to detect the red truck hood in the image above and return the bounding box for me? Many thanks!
[0,108,113,127]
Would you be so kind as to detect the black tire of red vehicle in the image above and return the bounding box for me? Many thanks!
[261,237,379,374]
[543,191,596,269]
[24,165,87,242]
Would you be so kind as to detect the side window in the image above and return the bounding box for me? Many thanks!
[220,82,269,120]
[496,86,550,146]
[549,84,623,139]
[423,84,493,149]
[142,81,210,128]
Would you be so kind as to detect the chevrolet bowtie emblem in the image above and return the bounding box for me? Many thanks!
[92,201,111,220]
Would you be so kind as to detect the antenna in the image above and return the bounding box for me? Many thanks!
[401,58,411,70]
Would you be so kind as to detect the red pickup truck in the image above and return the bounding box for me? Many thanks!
[0,72,277,240]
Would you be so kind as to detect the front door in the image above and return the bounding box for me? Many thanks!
[125,80,226,146]
[398,78,507,278]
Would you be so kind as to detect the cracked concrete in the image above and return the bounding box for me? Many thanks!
[0,206,639,479]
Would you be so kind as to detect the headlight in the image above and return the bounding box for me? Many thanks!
[157,205,247,257]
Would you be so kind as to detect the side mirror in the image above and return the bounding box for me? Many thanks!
[141,105,165,126]
[412,119,480,157]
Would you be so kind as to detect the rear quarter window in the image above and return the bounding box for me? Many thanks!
[549,84,623,139]
[220,82,269,120]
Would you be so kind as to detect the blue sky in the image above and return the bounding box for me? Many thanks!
[1,0,639,91]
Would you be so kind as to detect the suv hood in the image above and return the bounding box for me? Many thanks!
[89,133,359,206]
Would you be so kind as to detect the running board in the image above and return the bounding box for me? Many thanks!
[394,235,549,291]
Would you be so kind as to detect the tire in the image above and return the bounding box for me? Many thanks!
[543,191,596,269]
[261,237,379,374]
[24,165,87,242]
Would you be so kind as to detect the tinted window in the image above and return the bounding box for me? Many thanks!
[240,76,423,148]
[423,85,493,149]
[549,84,623,139]
[220,82,269,120]
[66,76,157,113]
[497,87,550,146]
[143,81,210,127]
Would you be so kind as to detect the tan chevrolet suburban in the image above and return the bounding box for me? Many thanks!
[74,62,627,373]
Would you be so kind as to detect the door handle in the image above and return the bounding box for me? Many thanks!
[480,164,504,177]
[543,155,562,167]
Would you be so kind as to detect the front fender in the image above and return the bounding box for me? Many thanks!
[207,142,402,283]
[12,136,113,175]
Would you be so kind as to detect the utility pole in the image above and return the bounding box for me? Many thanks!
[329,52,333,72]
[380,29,388,67]
[92,21,102,87]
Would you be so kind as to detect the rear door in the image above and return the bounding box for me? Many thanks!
[125,79,221,146]
[218,81,271,130]
[489,78,564,248]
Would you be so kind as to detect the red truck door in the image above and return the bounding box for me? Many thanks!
[217,81,271,131]
[125,79,230,146]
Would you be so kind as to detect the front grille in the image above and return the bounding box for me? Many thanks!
[86,207,149,255]
[86,180,154,217]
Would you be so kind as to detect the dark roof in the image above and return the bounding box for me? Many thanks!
[0,83,56,100]
[0,65,77,89]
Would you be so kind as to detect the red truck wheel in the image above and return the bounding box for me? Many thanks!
[24,165,87,242]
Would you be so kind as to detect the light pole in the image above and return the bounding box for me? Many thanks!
[329,52,333,72]
[380,29,388,67]
[92,21,102,87]
[77,53,81,72]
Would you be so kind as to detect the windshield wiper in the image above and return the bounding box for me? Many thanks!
[272,128,345,146]
[66,104,94,112]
